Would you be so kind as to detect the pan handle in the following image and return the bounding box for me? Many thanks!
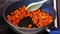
[46,26,56,32]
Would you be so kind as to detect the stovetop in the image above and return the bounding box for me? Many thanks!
[0,0,54,34]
